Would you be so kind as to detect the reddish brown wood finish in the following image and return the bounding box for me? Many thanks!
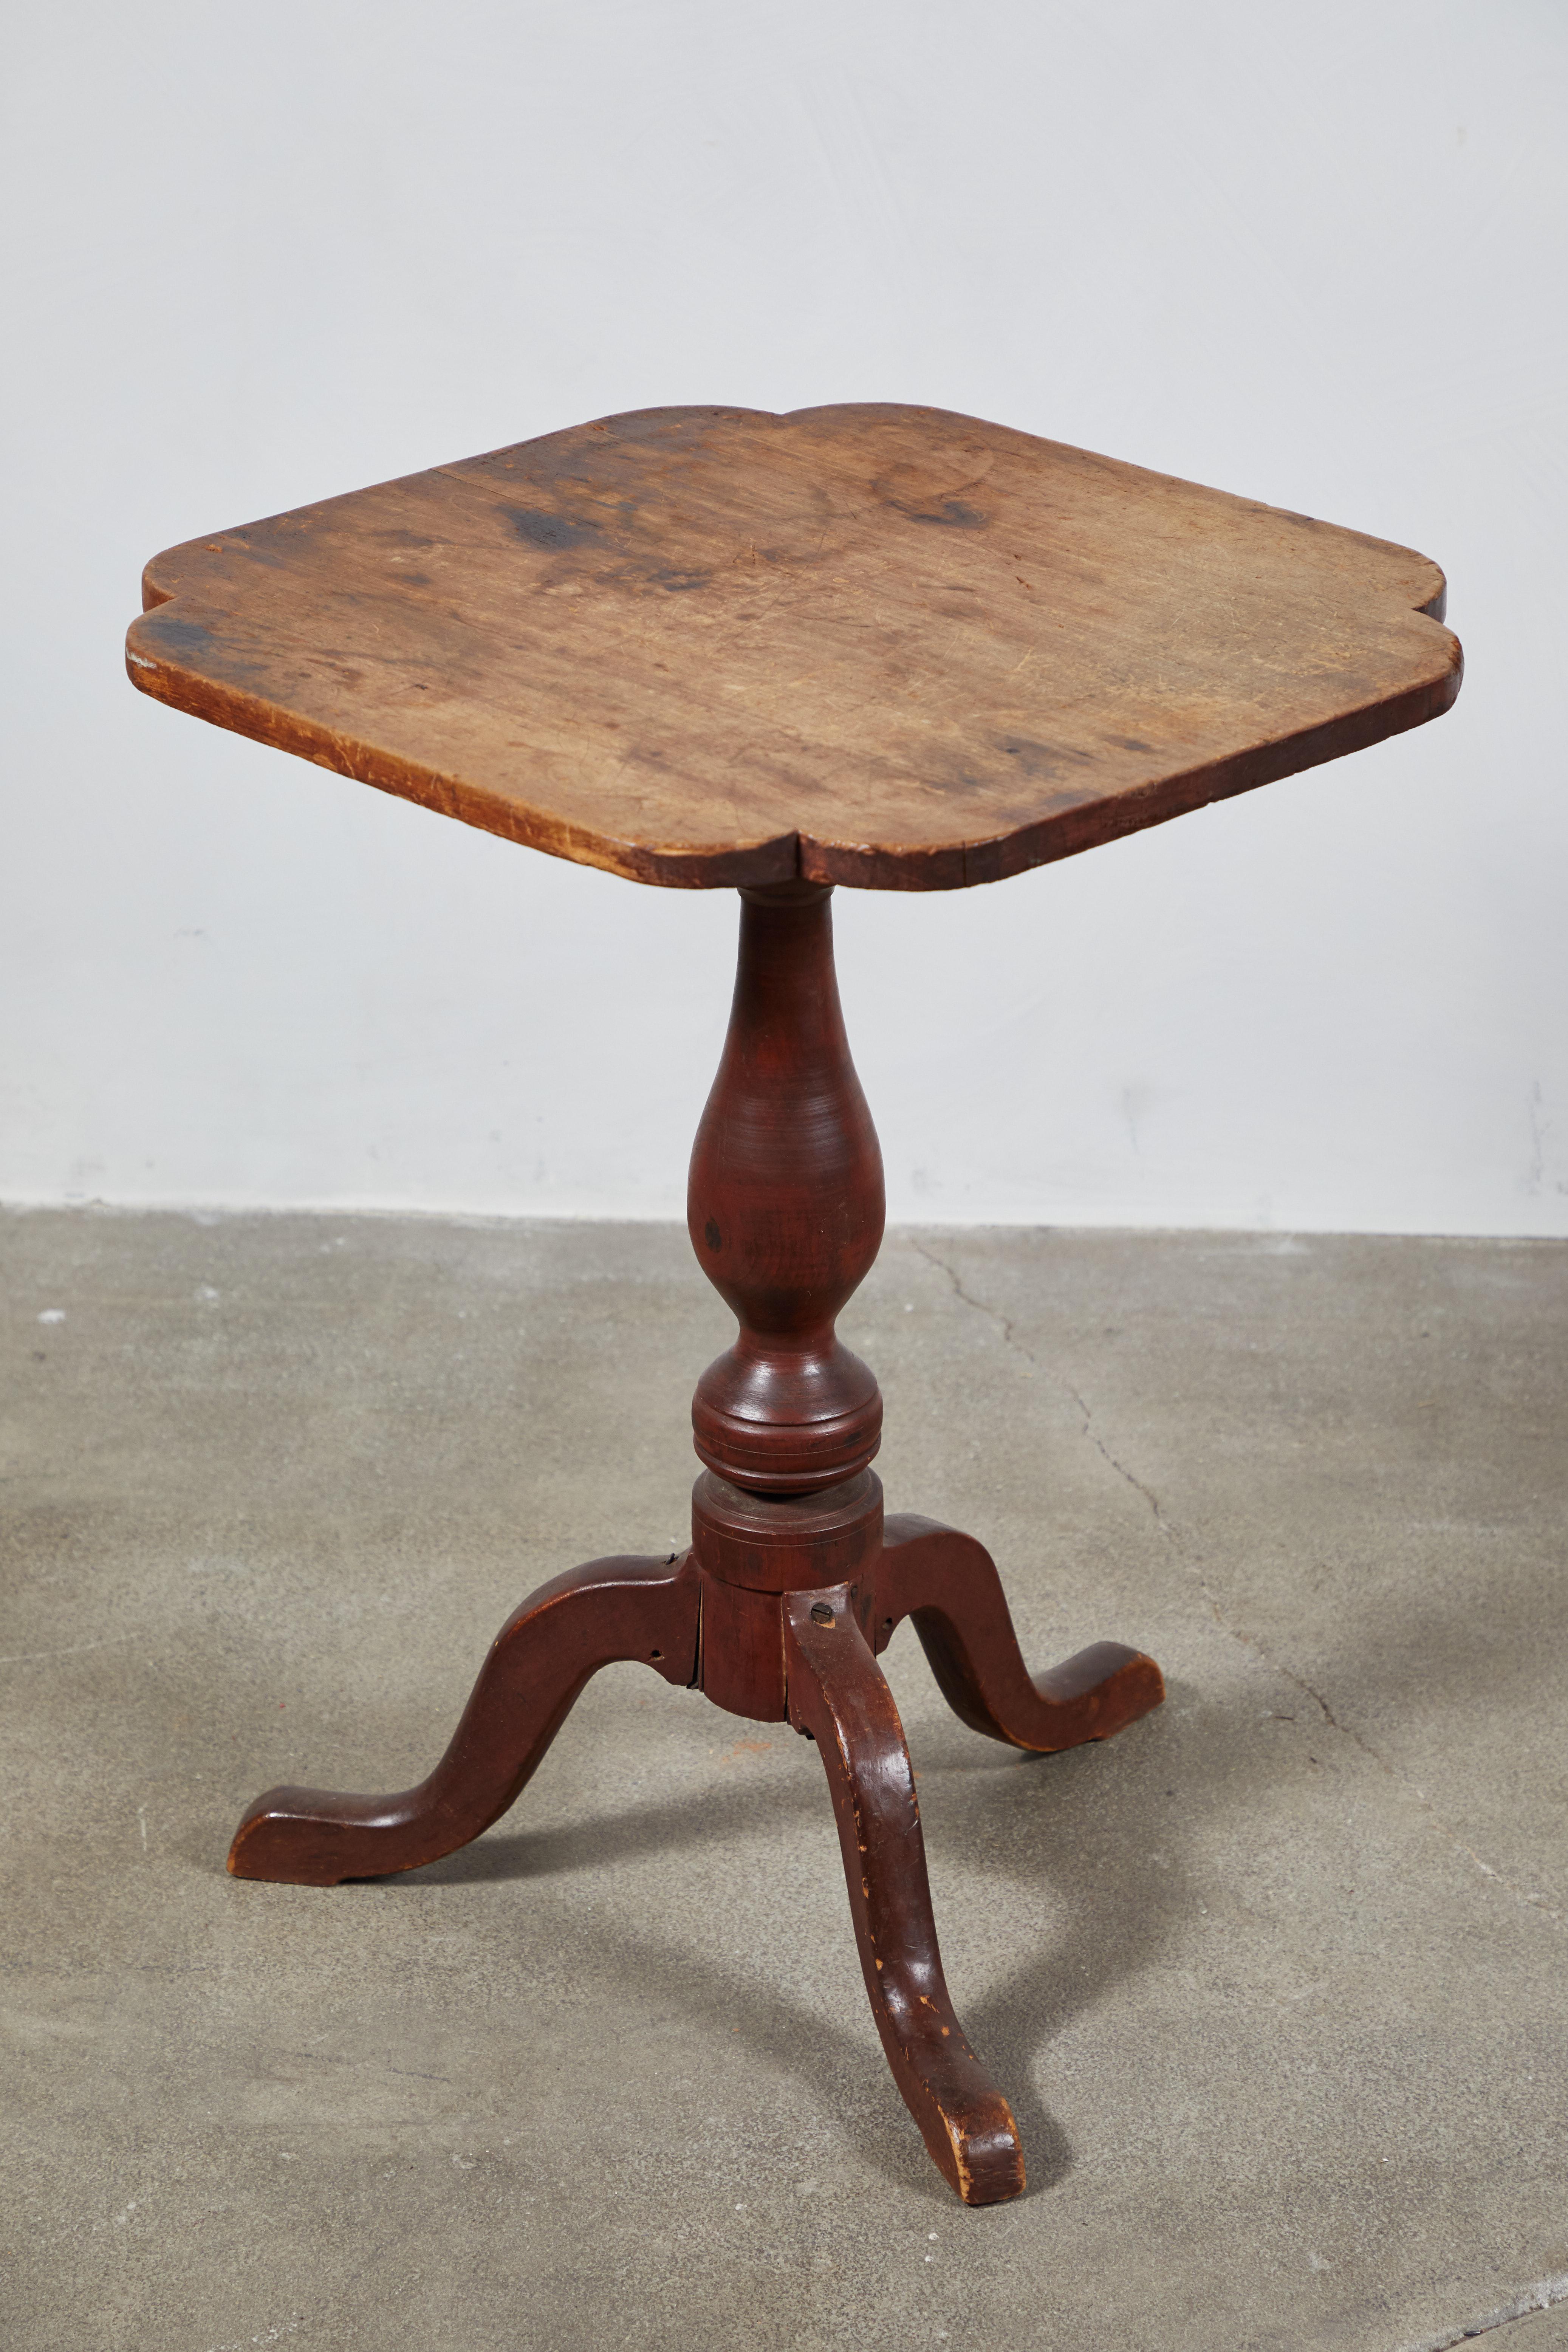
[692,1468,882,1592]
[223,880,1166,2205]
[783,1585,1026,2205]
[692,1469,884,1720]
[228,1552,699,1884]
[687,882,884,1492]
[695,1575,788,1723]
[875,1516,1166,1749]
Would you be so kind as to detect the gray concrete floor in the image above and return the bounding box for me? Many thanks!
[2,1209,1565,2352]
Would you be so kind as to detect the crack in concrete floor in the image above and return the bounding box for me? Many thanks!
[906,1234,1564,1934]
[1401,2271,1568,2349]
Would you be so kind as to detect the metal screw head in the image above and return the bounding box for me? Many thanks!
[810,1601,837,1628]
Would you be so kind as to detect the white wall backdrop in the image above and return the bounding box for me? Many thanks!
[3,0,1565,1234]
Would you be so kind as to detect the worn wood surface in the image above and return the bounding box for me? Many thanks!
[783,1584,1028,2205]
[127,403,1460,891]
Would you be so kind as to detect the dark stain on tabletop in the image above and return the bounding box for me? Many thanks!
[504,507,605,551]
[993,735,1096,780]
[642,567,712,593]
[888,494,988,530]
[132,609,274,691]
[139,613,217,659]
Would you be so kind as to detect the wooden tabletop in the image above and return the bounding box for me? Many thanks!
[127,404,1460,892]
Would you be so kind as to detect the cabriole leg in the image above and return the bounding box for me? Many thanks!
[875,1516,1164,1751]
[228,1552,700,1885]
[783,1584,1026,2207]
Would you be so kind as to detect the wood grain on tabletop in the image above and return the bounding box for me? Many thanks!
[126,403,1460,890]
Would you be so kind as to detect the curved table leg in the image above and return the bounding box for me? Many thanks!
[228,1552,700,1885]
[874,1516,1164,1753]
[783,1585,1026,2207]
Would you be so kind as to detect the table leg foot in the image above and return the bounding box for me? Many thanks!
[227,1551,700,1885]
[783,1586,1026,2207]
[873,1516,1164,1752]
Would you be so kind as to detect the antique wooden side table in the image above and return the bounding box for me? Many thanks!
[127,404,1459,2204]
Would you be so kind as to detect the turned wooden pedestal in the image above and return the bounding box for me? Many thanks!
[127,400,1459,2202]
[227,883,1162,2201]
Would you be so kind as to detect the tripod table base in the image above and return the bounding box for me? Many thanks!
[228,1474,1162,2206]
